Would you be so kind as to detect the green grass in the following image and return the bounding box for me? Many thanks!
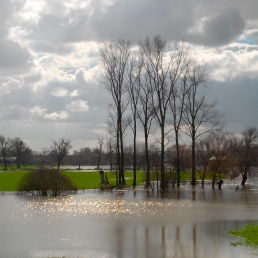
[0,170,28,191]
[63,171,145,190]
[227,224,258,249]
[0,169,146,191]
[0,168,225,191]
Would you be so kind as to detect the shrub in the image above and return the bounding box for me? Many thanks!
[17,167,77,197]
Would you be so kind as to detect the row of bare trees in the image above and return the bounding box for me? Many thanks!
[0,136,72,170]
[99,36,224,191]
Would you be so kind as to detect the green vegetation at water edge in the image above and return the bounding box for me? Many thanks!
[227,224,258,248]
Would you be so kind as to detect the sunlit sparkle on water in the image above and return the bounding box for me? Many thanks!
[17,196,195,220]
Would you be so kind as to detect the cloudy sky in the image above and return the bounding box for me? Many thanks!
[0,0,258,152]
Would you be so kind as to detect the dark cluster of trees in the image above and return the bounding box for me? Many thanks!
[99,36,225,191]
[0,136,33,170]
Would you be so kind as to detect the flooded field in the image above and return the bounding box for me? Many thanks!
[0,184,257,258]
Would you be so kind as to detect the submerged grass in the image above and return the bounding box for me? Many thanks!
[227,224,258,249]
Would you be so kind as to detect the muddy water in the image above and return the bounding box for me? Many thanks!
[0,185,257,258]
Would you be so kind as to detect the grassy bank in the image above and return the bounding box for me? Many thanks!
[227,224,258,249]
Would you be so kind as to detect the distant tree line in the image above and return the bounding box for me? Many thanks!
[1,127,257,190]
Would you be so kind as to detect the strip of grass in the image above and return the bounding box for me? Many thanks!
[0,170,28,191]
[227,224,258,248]
[0,170,146,191]
[0,169,224,191]
[63,171,146,190]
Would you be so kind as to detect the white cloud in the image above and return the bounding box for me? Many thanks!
[50,87,69,97]
[70,90,79,96]
[29,106,47,116]
[1,79,22,94]
[50,87,80,98]
[44,111,68,120]
[65,99,89,112]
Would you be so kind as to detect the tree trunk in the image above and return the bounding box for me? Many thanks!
[191,129,196,186]
[175,130,180,187]
[117,119,121,185]
[241,173,247,186]
[3,155,7,170]
[160,125,165,192]
[120,123,125,185]
[132,118,137,188]
[145,128,150,188]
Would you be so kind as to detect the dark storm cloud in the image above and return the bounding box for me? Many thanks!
[188,9,245,46]
[23,0,253,49]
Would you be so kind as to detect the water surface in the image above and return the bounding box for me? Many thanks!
[0,185,257,258]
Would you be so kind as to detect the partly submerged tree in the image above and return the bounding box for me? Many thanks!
[17,167,76,197]
[52,138,72,170]
[140,36,190,192]
[99,39,131,185]
[233,127,258,186]
[181,63,225,185]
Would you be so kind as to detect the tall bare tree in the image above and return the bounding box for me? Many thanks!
[181,63,225,185]
[99,39,131,185]
[140,36,190,191]
[52,138,72,170]
[233,127,258,186]
[0,136,12,170]
[137,73,156,188]
[169,43,192,187]
[126,54,142,187]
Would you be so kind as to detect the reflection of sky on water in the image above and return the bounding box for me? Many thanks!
[1,187,258,258]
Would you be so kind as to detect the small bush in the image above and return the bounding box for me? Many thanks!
[17,167,77,197]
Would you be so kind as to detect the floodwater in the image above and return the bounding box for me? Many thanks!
[0,184,258,258]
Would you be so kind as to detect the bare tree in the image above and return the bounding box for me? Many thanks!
[196,139,212,187]
[137,73,156,188]
[106,137,116,171]
[169,43,192,187]
[126,54,142,187]
[233,127,258,186]
[140,36,190,191]
[99,39,131,185]
[97,137,104,170]
[0,135,12,170]
[181,63,225,185]
[52,138,72,170]
[11,137,30,169]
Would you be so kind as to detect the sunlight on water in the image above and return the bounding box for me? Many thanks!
[18,196,196,220]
